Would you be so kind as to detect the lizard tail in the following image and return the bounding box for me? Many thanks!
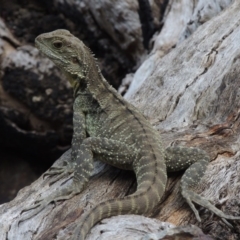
[75,154,167,240]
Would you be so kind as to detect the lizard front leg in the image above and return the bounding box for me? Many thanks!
[19,140,94,224]
[44,104,87,184]
[19,101,87,223]
[19,136,137,226]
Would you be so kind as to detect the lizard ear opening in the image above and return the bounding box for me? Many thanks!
[53,40,63,49]
[72,74,78,80]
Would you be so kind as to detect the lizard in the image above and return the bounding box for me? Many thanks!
[19,29,240,240]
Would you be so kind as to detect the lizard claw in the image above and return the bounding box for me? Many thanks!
[43,168,65,179]
[49,171,73,186]
[43,160,69,177]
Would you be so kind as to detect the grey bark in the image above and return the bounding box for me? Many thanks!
[1,0,240,240]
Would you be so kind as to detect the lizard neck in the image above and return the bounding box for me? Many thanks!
[81,55,125,112]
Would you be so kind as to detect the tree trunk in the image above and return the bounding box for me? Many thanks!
[1,0,240,240]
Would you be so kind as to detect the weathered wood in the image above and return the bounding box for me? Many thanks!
[126,0,240,238]
[125,0,233,96]
[1,0,240,240]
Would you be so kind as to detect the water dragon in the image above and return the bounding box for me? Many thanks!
[19,29,240,239]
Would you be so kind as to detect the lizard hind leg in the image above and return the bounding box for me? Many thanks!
[180,158,240,226]
[166,146,240,226]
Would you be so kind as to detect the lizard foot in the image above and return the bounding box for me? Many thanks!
[18,198,52,224]
[19,187,79,225]
[182,190,240,227]
[43,161,75,185]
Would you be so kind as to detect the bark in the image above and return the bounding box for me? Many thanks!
[1,0,240,240]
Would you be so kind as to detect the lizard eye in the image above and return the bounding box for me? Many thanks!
[72,57,79,64]
[53,40,63,49]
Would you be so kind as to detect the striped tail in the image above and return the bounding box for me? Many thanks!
[74,151,167,240]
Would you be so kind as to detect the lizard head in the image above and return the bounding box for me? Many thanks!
[35,29,93,92]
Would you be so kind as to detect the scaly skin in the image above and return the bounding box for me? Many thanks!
[19,30,240,239]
